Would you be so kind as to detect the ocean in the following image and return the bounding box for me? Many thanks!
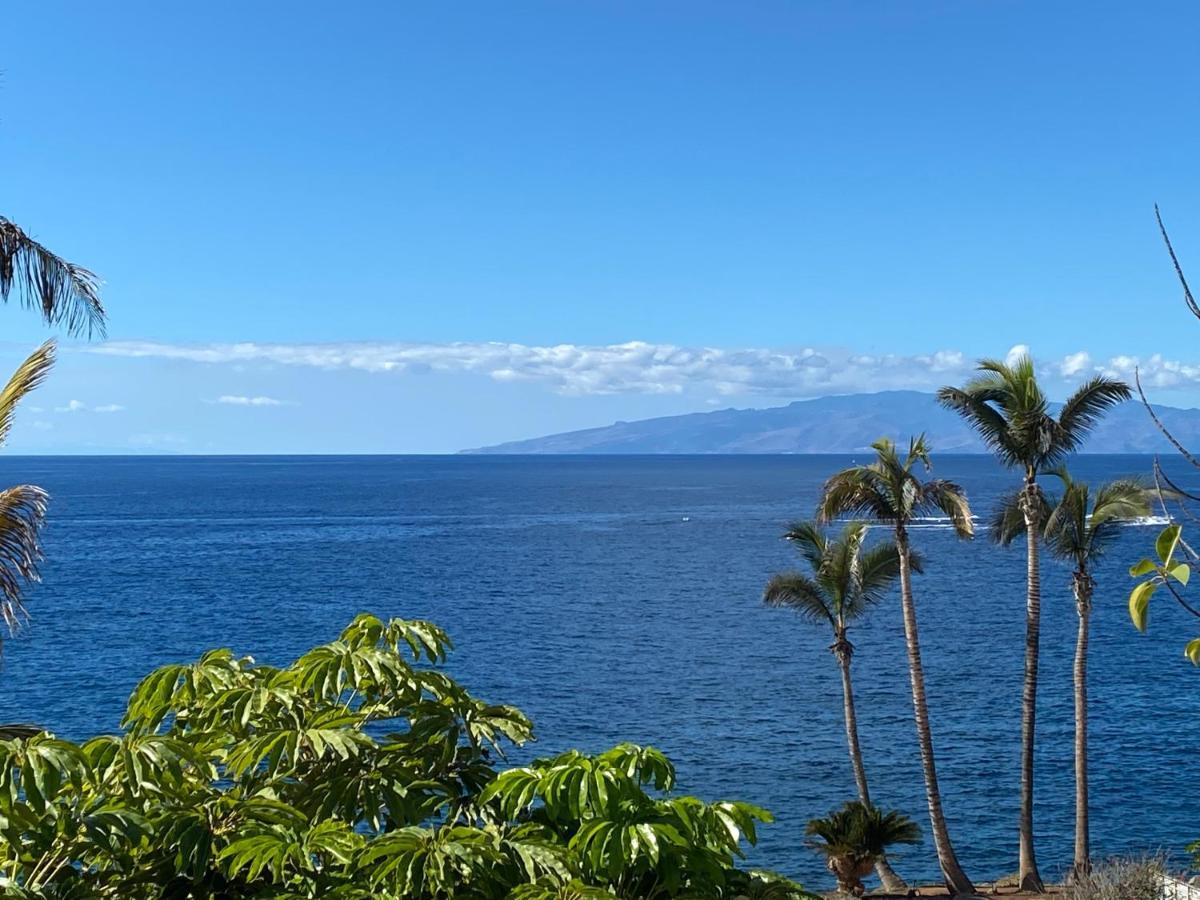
[0,454,1194,889]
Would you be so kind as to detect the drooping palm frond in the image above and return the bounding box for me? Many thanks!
[936,385,1020,465]
[0,218,105,338]
[855,541,905,611]
[989,488,1055,546]
[1056,376,1133,454]
[0,484,48,635]
[782,521,827,572]
[819,467,899,524]
[0,341,55,447]
[1091,478,1154,523]
[763,573,835,625]
[918,479,975,539]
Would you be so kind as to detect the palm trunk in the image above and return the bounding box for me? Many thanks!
[1018,486,1045,893]
[1071,572,1093,880]
[836,643,907,893]
[895,526,974,896]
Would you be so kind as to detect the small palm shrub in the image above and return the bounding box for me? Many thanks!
[806,801,919,896]
[1061,855,1166,900]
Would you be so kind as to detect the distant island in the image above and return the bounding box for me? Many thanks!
[463,389,1200,454]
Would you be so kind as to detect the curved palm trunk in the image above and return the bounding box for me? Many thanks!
[895,528,974,896]
[1071,573,1093,880]
[836,645,907,893]
[1018,490,1045,893]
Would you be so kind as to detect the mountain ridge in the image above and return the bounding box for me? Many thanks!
[462,390,1200,454]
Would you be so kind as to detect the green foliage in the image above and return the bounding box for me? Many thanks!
[763,521,907,635]
[806,801,919,895]
[1128,524,1192,642]
[0,614,812,899]
[817,435,974,537]
[937,356,1130,478]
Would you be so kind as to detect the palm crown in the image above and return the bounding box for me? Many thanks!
[937,354,1130,478]
[1043,470,1152,570]
[763,521,913,635]
[817,436,973,537]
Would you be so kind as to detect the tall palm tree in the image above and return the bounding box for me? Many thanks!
[938,356,1129,893]
[763,520,914,894]
[818,436,976,896]
[0,215,106,644]
[993,471,1151,880]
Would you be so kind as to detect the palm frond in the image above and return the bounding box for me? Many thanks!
[1055,376,1132,454]
[1043,483,1088,562]
[1091,478,1154,524]
[0,341,55,448]
[936,386,1018,465]
[0,218,106,338]
[853,540,904,613]
[990,488,1038,546]
[763,573,835,626]
[905,433,933,471]
[919,479,975,539]
[1046,478,1153,566]
[818,468,897,524]
[782,521,826,572]
[0,484,49,636]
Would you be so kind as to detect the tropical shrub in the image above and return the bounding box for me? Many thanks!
[1059,855,1165,900]
[805,801,919,896]
[0,613,812,899]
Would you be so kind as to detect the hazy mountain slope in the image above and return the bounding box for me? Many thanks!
[463,390,1200,454]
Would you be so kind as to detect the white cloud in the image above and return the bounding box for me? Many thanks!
[81,339,1200,399]
[215,395,285,407]
[53,399,124,414]
[1060,351,1091,377]
[1005,344,1031,367]
[90,340,976,398]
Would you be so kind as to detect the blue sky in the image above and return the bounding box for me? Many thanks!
[4,1,1200,452]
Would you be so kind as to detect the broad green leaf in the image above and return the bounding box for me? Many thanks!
[1129,580,1157,632]
[1169,563,1192,586]
[1186,638,1200,666]
[1129,558,1157,577]
[1157,524,1182,564]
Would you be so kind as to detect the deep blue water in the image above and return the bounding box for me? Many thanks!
[0,454,1195,890]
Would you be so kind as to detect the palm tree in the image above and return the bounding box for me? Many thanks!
[818,435,976,896]
[763,520,913,893]
[807,801,921,897]
[0,215,106,644]
[993,471,1150,881]
[938,356,1130,892]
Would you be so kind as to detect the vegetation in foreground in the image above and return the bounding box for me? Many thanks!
[805,802,919,897]
[0,613,813,899]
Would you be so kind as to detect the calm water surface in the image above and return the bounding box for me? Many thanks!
[0,454,1195,889]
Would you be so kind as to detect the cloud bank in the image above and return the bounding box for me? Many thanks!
[83,340,1200,399]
